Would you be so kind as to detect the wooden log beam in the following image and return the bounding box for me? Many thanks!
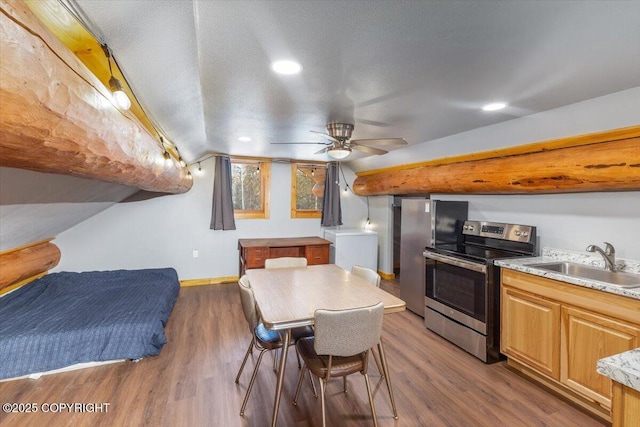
[353,129,640,196]
[0,239,61,291]
[0,0,192,194]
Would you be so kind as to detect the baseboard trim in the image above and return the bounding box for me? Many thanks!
[378,271,395,280]
[180,276,239,287]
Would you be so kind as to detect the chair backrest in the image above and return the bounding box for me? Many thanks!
[238,275,259,333]
[351,265,381,288]
[314,302,384,357]
[264,257,308,269]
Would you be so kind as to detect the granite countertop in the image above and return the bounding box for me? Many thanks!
[597,348,640,392]
[494,248,640,300]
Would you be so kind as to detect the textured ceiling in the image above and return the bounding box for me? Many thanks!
[75,0,640,165]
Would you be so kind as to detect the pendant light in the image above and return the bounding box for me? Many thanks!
[160,136,171,164]
[101,44,131,110]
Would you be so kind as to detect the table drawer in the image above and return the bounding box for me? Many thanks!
[245,247,268,268]
[306,245,329,265]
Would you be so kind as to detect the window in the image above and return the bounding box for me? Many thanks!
[231,161,270,219]
[291,164,324,218]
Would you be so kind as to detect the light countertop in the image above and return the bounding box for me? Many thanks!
[494,247,640,300]
[597,348,640,392]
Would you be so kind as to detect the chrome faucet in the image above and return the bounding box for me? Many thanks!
[586,242,617,272]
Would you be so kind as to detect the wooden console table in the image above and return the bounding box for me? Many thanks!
[237,236,331,276]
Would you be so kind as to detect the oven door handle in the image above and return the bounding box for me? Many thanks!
[425,252,487,274]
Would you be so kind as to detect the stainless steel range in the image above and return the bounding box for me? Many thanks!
[424,221,537,363]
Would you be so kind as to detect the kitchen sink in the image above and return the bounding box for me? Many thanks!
[525,262,640,288]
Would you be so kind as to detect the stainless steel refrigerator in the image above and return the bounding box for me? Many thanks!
[399,199,468,316]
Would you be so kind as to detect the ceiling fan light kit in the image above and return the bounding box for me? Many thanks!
[273,122,407,160]
[327,146,352,160]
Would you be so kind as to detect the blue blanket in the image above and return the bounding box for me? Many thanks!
[0,268,179,380]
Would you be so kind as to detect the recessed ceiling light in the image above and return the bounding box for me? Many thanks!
[482,102,508,111]
[237,136,252,142]
[271,60,302,75]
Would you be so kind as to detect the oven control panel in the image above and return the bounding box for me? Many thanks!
[463,221,535,243]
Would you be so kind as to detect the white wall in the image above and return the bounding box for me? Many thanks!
[54,160,369,280]
[338,166,370,228]
[436,193,640,260]
[367,195,394,273]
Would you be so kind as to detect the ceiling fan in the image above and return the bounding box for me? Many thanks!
[276,123,407,160]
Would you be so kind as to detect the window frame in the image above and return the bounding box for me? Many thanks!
[290,163,324,219]
[231,160,270,219]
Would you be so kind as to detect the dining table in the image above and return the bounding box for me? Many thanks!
[245,263,406,427]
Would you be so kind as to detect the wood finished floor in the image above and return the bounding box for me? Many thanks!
[0,279,606,427]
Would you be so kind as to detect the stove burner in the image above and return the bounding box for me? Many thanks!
[429,243,531,264]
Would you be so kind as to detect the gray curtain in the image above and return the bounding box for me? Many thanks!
[321,162,342,227]
[210,156,236,230]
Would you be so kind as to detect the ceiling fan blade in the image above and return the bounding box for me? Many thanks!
[314,147,330,155]
[354,118,391,127]
[271,142,329,145]
[351,143,388,155]
[310,130,339,143]
[350,138,408,146]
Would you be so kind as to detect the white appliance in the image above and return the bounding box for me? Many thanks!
[323,229,378,272]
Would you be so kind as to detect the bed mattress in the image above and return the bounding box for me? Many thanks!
[0,268,179,380]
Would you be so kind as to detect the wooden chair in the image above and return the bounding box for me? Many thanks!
[351,265,381,287]
[235,276,314,416]
[293,302,385,427]
[264,257,308,269]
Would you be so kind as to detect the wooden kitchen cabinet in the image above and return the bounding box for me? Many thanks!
[501,287,560,379]
[237,237,331,276]
[611,382,640,427]
[501,269,640,421]
[561,306,639,407]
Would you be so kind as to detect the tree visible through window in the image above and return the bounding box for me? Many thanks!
[291,164,324,218]
[232,161,270,219]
